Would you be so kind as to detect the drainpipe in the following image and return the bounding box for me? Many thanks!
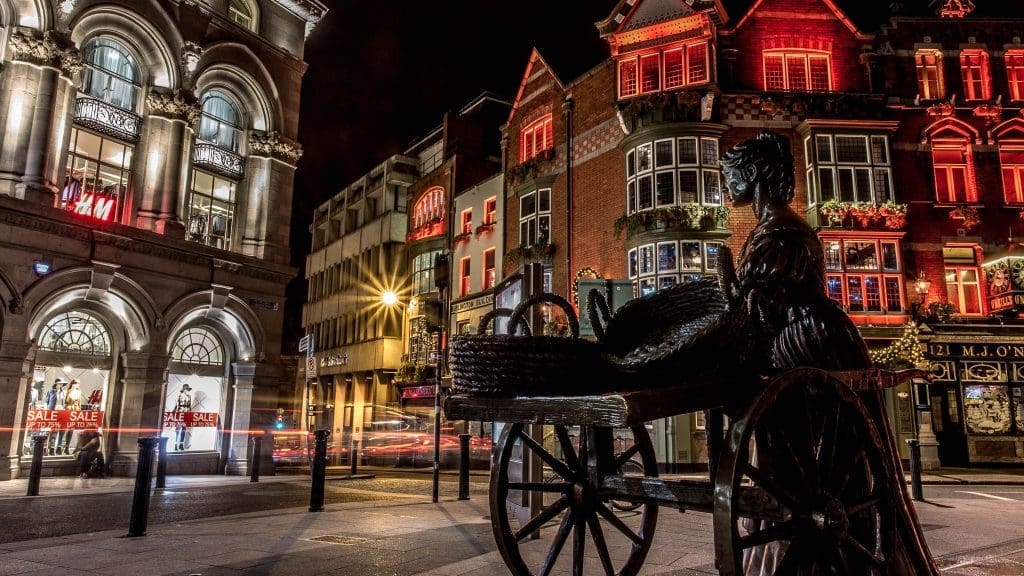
[563,96,574,295]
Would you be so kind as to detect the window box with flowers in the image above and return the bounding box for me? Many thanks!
[504,242,555,267]
[453,231,472,245]
[474,221,496,236]
[819,200,908,230]
[508,148,555,187]
[950,205,982,229]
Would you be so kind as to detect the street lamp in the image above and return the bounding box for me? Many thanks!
[911,273,931,319]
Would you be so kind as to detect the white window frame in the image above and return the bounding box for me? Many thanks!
[762,50,832,92]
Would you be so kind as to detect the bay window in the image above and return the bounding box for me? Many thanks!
[617,40,710,98]
[763,51,831,92]
[822,238,904,313]
[806,134,893,205]
[625,137,721,214]
[960,50,990,101]
[630,240,723,296]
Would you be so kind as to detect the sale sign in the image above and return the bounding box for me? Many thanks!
[162,411,219,428]
[26,409,104,431]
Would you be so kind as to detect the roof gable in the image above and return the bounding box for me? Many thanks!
[729,0,869,39]
[508,49,565,125]
[598,0,727,36]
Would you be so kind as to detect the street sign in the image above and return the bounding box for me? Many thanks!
[298,335,310,352]
[305,356,317,379]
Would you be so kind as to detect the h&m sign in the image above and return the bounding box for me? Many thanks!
[928,343,1024,359]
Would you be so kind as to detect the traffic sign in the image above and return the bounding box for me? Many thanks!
[305,356,317,379]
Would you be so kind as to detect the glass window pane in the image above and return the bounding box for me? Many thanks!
[539,189,551,212]
[680,242,701,271]
[520,193,536,217]
[871,136,889,164]
[835,136,868,163]
[816,135,833,163]
[881,242,899,271]
[74,130,102,158]
[639,245,655,275]
[637,144,652,172]
[677,138,697,165]
[193,170,214,195]
[656,172,675,206]
[703,170,722,205]
[637,175,653,210]
[657,242,677,272]
[655,140,673,168]
[845,241,878,270]
[701,139,718,166]
[679,170,699,203]
[819,168,836,201]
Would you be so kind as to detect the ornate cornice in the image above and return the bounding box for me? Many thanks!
[248,130,303,165]
[271,0,328,38]
[146,87,201,124]
[0,208,92,242]
[8,27,83,77]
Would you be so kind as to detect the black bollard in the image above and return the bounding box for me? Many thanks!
[155,437,168,489]
[250,436,262,482]
[906,438,924,501]
[350,439,358,476]
[458,434,470,500]
[26,435,47,497]
[309,429,329,512]
[128,437,160,537]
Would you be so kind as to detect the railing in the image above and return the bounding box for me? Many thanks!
[73,97,142,143]
[193,142,246,179]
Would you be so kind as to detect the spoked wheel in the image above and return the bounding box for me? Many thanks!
[491,423,658,576]
[713,368,897,576]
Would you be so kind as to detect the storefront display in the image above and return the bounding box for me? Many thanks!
[23,367,108,457]
[161,374,221,451]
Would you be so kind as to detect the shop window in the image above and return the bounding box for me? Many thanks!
[164,327,225,452]
[931,140,977,204]
[821,238,904,313]
[519,115,553,163]
[459,256,471,297]
[228,0,258,32]
[807,134,893,205]
[61,128,132,223]
[960,50,990,101]
[483,248,496,290]
[519,188,551,246]
[187,170,236,250]
[963,385,1014,435]
[460,209,472,234]
[412,186,445,229]
[763,51,831,92]
[916,50,944,100]
[484,197,497,224]
[945,265,982,315]
[1008,50,1024,101]
[80,38,140,112]
[617,41,710,98]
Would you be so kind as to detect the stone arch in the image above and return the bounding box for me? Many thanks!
[163,291,264,362]
[12,0,50,29]
[0,264,21,314]
[922,116,982,145]
[69,2,181,89]
[194,42,281,132]
[991,117,1024,142]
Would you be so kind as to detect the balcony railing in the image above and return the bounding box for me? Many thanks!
[193,142,245,179]
[73,97,142,143]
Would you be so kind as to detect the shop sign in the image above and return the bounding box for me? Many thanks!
[320,354,348,368]
[982,250,1024,312]
[162,411,219,427]
[928,343,1024,360]
[248,298,279,311]
[401,385,435,399]
[451,294,494,314]
[26,409,103,431]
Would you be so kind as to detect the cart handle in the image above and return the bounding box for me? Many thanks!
[508,292,580,338]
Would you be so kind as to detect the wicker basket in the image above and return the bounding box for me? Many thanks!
[450,292,615,397]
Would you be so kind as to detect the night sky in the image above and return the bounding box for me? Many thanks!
[284,0,618,347]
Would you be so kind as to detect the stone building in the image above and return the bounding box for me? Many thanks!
[0,0,324,480]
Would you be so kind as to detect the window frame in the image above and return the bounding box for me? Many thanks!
[459,256,471,297]
[1007,50,1024,102]
[460,208,472,234]
[931,139,977,204]
[80,37,142,113]
[821,237,905,314]
[61,127,134,224]
[519,188,551,247]
[616,40,711,99]
[916,50,945,100]
[187,169,237,250]
[483,197,497,224]
[960,49,991,101]
[228,0,259,32]
[945,264,983,316]
[762,49,832,92]
[519,114,554,163]
[482,248,496,290]
[807,133,893,205]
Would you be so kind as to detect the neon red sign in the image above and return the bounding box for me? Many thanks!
[72,192,115,222]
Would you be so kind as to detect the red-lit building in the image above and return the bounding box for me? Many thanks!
[497,0,1024,468]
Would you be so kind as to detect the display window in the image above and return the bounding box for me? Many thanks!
[161,327,225,452]
[964,385,1013,435]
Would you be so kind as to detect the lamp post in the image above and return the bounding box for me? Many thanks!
[432,252,450,504]
[909,272,940,469]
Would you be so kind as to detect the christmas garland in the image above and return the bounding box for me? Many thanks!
[869,323,927,370]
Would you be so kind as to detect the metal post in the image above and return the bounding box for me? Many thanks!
[458,433,470,500]
[26,435,46,497]
[906,438,924,501]
[250,436,262,483]
[127,437,159,537]
[432,252,449,504]
[155,437,168,489]
[350,439,358,475]
[309,429,329,512]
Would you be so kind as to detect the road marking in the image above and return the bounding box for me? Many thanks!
[955,490,1017,501]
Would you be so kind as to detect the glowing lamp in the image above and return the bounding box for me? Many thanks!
[381,290,398,306]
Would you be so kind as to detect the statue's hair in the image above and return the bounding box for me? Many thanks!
[720,130,795,204]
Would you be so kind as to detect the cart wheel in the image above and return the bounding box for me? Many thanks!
[713,368,896,576]
[491,423,658,576]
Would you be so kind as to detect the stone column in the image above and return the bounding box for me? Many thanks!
[0,340,35,480]
[240,131,302,264]
[0,28,82,203]
[133,88,199,238]
[109,351,169,477]
[225,361,256,475]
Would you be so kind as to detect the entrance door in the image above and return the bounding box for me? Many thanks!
[930,384,968,466]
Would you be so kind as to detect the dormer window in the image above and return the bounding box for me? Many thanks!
[519,115,553,163]
[762,50,831,92]
[960,50,990,101]
[617,41,710,98]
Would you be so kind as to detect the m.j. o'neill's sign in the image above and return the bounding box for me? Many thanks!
[982,243,1024,313]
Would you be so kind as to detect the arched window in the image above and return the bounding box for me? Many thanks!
[38,311,111,356]
[171,327,224,365]
[228,0,258,32]
[81,38,140,112]
[198,90,243,153]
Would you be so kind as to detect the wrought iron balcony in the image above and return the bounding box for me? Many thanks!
[193,142,245,179]
[73,97,142,143]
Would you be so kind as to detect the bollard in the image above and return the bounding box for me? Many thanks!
[250,436,262,483]
[906,438,924,501]
[309,429,329,512]
[155,437,168,489]
[458,434,471,501]
[128,437,160,537]
[350,439,358,476]
[26,435,46,497]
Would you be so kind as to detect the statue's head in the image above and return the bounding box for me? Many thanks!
[720,130,795,207]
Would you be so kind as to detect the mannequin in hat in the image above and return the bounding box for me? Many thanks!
[174,384,193,450]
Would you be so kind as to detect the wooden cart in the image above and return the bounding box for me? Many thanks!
[445,367,933,576]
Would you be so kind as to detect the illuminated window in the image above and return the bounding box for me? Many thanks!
[762,51,831,92]
[460,209,472,234]
[198,90,243,153]
[807,134,892,205]
[626,137,720,215]
[171,327,224,365]
[916,50,944,100]
[519,115,553,163]
[411,250,441,296]
[81,38,140,112]
[459,257,471,297]
[630,240,723,296]
[932,141,976,203]
[228,0,258,32]
[187,170,236,250]
[960,50,990,100]
[1008,50,1024,101]
[617,41,710,98]
[822,238,904,313]
[999,134,1024,204]
[61,128,133,223]
[412,186,445,229]
[484,197,497,224]
[945,265,982,315]
[519,188,551,246]
[483,248,496,290]
[38,311,111,355]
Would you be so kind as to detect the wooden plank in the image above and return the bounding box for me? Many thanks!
[596,476,787,523]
